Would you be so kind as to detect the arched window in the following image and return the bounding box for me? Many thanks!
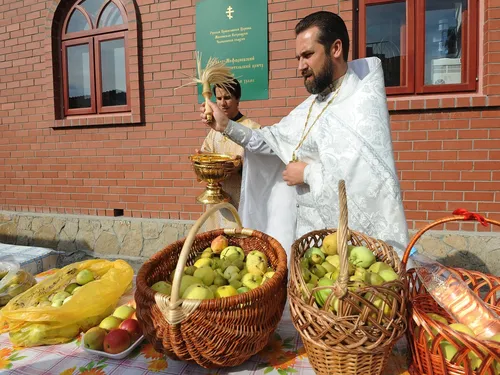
[61,0,129,116]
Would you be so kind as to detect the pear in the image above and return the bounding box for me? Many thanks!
[378,268,399,282]
[210,235,228,254]
[151,281,172,295]
[310,264,327,278]
[369,261,392,274]
[321,232,338,255]
[183,265,197,276]
[64,283,80,294]
[326,255,340,269]
[304,247,325,265]
[321,261,336,273]
[313,277,335,307]
[366,271,385,286]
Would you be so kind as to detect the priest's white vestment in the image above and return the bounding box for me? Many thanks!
[226,57,409,259]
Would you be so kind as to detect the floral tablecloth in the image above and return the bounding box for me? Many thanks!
[0,269,411,375]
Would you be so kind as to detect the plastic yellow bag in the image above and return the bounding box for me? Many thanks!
[0,259,133,347]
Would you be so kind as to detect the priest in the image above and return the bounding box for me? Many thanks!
[200,11,409,258]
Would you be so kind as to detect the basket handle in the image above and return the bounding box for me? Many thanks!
[332,180,350,298]
[155,202,246,325]
[401,209,500,267]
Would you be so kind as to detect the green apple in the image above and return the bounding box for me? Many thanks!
[183,265,197,276]
[193,267,215,286]
[182,284,214,300]
[229,279,242,289]
[321,232,338,255]
[51,291,71,307]
[215,285,238,298]
[113,305,136,320]
[313,277,335,307]
[440,340,458,361]
[241,273,263,290]
[304,247,325,265]
[223,265,241,281]
[237,286,250,294]
[209,285,219,295]
[76,269,94,285]
[151,281,172,295]
[309,273,319,286]
[239,268,248,279]
[179,275,203,296]
[62,295,73,305]
[193,258,212,268]
[71,286,82,295]
[213,274,227,287]
[99,315,122,331]
[220,246,245,262]
[366,271,385,286]
[261,270,275,284]
[245,251,269,275]
[84,327,107,350]
[64,283,80,294]
[347,279,366,292]
[378,268,399,282]
[369,262,393,274]
[349,246,376,268]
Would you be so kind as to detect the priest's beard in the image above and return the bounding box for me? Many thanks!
[303,58,334,95]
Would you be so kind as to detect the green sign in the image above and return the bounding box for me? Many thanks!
[196,0,268,101]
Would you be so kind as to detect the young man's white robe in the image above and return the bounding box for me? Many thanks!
[231,57,409,259]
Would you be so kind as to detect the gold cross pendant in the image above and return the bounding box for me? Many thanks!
[289,152,298,163]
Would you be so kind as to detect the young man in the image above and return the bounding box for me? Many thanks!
[199,79,260,230]
[200,12,409,257]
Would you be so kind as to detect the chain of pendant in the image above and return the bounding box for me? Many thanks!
[291,83,343,162]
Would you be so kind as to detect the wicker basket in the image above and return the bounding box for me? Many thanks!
[288,180,408,375]
[134,203,288,368]
[402,211,500,375]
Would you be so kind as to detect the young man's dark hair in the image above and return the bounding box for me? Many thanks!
[295,11,350,62]
[212,78,242,100]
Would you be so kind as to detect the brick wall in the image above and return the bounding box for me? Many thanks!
[0,0,499,234]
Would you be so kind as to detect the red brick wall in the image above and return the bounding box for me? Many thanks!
[0,0,499,233]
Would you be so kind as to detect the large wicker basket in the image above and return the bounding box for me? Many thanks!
[402,210,500,375]
[134,203,288,368]
[288,180,408,375]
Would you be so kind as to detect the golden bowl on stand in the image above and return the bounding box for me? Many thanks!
[190,153,242,204]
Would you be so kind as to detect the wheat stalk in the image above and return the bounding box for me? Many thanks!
[175,51,234,93]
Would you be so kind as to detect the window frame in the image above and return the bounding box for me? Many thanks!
[357,0,478,96]
[95,32,131,114]
[60,0,129,117]
[61,37,96,116]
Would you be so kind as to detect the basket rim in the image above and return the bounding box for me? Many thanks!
[136,228,288,311]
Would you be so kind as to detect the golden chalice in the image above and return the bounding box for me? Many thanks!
[190,153,242,204]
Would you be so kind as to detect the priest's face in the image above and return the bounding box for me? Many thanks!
[296,26,334,94]
[215,87,240,119]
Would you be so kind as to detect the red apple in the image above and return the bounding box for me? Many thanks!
[103,329,131,354]
[119,318,142,341]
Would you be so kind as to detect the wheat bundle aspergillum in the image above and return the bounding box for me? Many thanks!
[175,51,234,122]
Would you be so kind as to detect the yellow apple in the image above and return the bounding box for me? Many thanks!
[215,285,238,298]
[321,232,338,255]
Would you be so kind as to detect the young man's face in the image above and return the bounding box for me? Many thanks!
[295,26,335,94]
[215,87,240,119]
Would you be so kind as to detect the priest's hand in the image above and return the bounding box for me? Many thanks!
[283,162,307,186]
[200,101,229,132]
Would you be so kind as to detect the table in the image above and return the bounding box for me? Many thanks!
[0,269,411,375]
